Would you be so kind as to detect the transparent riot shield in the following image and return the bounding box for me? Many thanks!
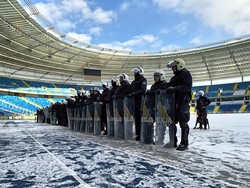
[75,106,82,132]
[37,113,43,123]
[106,101,114,137]
[155,92,175,147]
[73,107,78,131]
[80,105,86,133]
[43,107,50,124]
[48,109,52,125]
[50,110,57,125]
[85,104,94,134]
[124,97,136,141]
[66,107,74,129]
[52,111,57,125]
[94,103,101,136]
[141,95,155,145]
[113,98,125,139]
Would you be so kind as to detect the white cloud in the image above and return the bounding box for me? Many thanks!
[120,1,130,11]
[160,28,170,35]
[89,27,102,36]
[119,0,147,12]
[153,0,250,36]
[90,8,116,24]
[174,21,189,35]
[96,34,161,51]
[29,0,116,26]
[122,34,159,47]
[190,36,201,45]
[57,20,76,30]
[96,43,132,51]
[67,32,92,44]
[32,2,63,22]
[61,0,88,13]
[160,44,181,51]
[153,0,181,9]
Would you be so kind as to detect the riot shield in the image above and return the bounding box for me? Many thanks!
[113,98,125,139]
[66,107,74,129]
[123,97,136,141]
[73,107,78,131]
[44,108,49,124]
[52,111,57,125]
[49,110,57,125]
[94,103,101,136]
[155,92,175,147]
[106,101,114,137]
[85,104,94,134]
[75,106,82,132]
[80,105,86,133]
[141,95,155,145]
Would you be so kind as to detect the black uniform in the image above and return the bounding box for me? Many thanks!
[196,95,211,129]
[167,68,192,148]
[146,80,168,106]
[127,75,147,141]
[113,82,131,99]
[99,87,110,133]
[104,81,119,119]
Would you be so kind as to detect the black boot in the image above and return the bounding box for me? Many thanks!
[176,144,188,151]
[177,122,189,150]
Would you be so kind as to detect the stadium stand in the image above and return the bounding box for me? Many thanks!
[0,0,249,118]
[0,77,88,116]
[192,81,250,113]
[0,75,249,117]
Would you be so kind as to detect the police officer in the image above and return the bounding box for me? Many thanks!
[75,90,89,106]
[87,87,101,104]
[113,74,130,99]
[105,78,120,102]
[127,67,147,141]
[166,58,192,151]
[99,82,110,134]
[146,70,168,97]
[195,90,211,129]
[145,70,168,118]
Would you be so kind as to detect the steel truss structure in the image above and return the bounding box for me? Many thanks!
[0,0,250,86]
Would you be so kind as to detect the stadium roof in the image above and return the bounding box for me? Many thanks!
[1,0,250,86]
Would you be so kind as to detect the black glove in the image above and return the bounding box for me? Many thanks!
[166,87,175,94]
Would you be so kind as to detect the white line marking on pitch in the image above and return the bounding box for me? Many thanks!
[21,127,92,188]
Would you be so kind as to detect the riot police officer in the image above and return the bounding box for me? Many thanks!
[166,58,192,151]
[113,74,130,99]
[127,67,147,141]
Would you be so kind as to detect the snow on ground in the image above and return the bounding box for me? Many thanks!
[0,113,249,188]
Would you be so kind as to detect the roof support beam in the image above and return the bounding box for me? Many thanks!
[199,51,212,85]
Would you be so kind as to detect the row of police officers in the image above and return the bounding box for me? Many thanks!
[38,58,192,151]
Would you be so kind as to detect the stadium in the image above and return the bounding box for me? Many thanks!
[0,0,250,188]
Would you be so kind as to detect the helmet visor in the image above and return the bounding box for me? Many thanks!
[167,60,177,69]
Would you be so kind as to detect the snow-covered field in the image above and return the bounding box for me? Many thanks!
[0,113,249,188]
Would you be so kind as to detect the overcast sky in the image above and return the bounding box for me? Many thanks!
[20,0,250,52]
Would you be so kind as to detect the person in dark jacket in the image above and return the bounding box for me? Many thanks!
[127,67,147,141]
[146,70,168,108]
[87,87,101,104]
[75,90,89,106]
[166,58,193,151]
[105,78,120,102]
[194,90,211,129]
[113,74,130,99]
[99,82,110,135]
